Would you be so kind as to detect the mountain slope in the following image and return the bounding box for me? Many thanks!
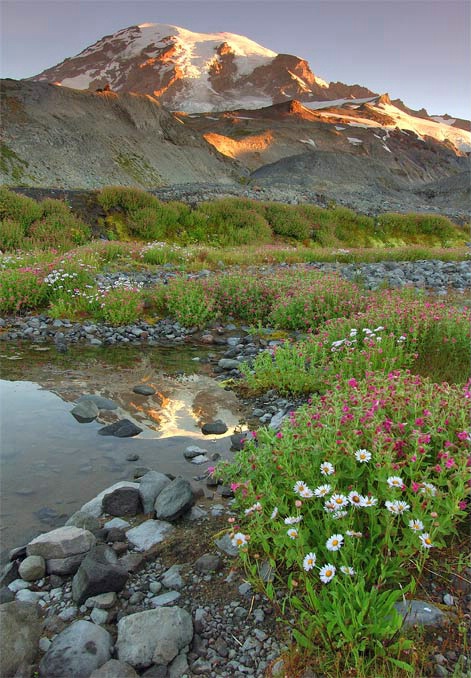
[30,23,374,112]
[0,79,239,188]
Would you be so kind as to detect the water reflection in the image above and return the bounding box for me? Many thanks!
[0,343,244,556]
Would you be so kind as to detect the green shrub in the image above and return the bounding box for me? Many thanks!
[97,287,144,325]
[0,219,26,250]
[375,213,465,245]
[196,201,272,245]
[264,203,311,241]
[27,212,91,249]
[162,278,217,328]
[0,268,48,313]
[0,188,42,229]
[97,186,158,212]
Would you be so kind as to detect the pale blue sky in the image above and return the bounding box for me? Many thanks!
[1,0,469,118]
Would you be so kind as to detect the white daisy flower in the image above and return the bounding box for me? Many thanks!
[320,462,335,476]
[319,564,336,583]
[387,476,404,489]
[231,533,248,548]
[270,507,279,520]
[409,519,424,532]
[421,483,437,497]
[419,533,434,549]
[314,484,331,497]
[299,487,314,498]
[326,534,344,551]
[284,515,303,525]
[332,510,348,520]
[348,491,362,507]
[294,481,311,496]
[302,552,317,571]
[349,329,358,336]
[355,449,371,463]
[385,500,410,515]
[330,493,349,509]
[287,528,299,539]
[359,495,378,507]
[340,565,356,576]
[324,500,337,513]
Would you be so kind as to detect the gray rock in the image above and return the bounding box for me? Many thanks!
[39,620,112,678]
[7,579,30,593]
[126,520,175,552]
[66,511,101,534]
[149,582,163,594]
[184,446,208,460]
[102,487,142,516]
[154,478,195,522]
[91,608,109,625]
[443,593,455,606]
[46,552,88,576]
[77,395,118,410]
[168,651,189,678]
[89,659,139,677]
[215,533,238,557]
[394,599,448,627]
[268,410,288,430]
[39,637,51,652]
[194,554,223,573]
[71,401,99,423]
[218,358,241,370]
[150,591,181,607]
[139,471,171,513]
[98,419,142,438]
[190,455,209,465]
[26,526,96,560]
[85,592,117,609]
[133,385,156,396]
[1,560,20,588]
[0,602,41,678]
[18,555,45,582]
[15,589,42,604]
[116,607,193,669]
[201,420,228,435]
[58,606,78,622]
[80,482,140,518]
[161,565,183,590]
[104,518,130,530]
[72,545,129,605]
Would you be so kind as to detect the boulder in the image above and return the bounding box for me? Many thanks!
[183,445,208,460]
[201,420,228,435]
[72,545,129,605]
[154,478,194,522]
[102,487,142,516]
[217,358,241,370]
[194,553,223,573]
[116,607,193,669]
[77,395,118,410]
[18,555,45,582]
[138,471,171,513]
[26,526,96,560]
[80,482,140,518]
[0,601,41,677]
[39,620,112,678]
[98,419,142,438]
[46,553,88,576]
[132,385,156,396]
[71,401,99,423]
[84,592,117,609]
[66,511,101,534]
[89,659,138,677]
[394,599,449,627]
[126,520,174,552]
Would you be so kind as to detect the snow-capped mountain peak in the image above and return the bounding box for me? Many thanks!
[30,23,374,112]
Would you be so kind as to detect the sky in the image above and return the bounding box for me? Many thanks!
[1,0,469,119]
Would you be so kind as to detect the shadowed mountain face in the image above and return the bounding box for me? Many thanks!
[30,23,375,113]
[0,79,239,189]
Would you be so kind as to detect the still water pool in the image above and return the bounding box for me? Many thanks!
[0,343,244,557]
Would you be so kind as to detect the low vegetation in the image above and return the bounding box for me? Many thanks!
[0,185,469,676]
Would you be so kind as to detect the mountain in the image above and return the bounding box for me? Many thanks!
[30,23,375,113]
[0,79,239,188]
